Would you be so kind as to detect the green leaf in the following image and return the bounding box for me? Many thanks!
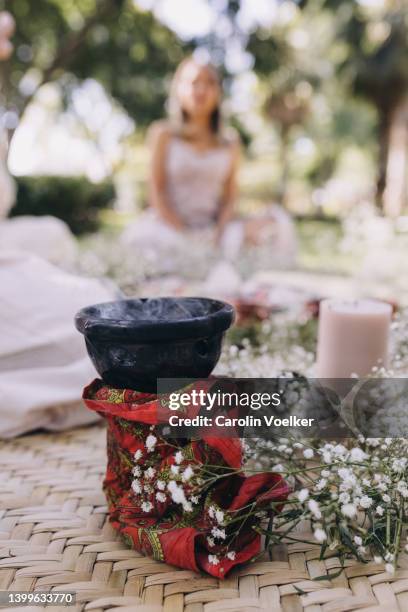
[313,567,345,581]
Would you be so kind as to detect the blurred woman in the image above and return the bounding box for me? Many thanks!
[122,55,297,265]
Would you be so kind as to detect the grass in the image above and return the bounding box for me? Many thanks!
[97,209,353,276]
[296,218,355,274]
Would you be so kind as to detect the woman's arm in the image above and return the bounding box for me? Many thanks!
[215,138,240,242]
[148,122,185,231]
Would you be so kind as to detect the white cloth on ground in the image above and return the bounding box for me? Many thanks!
[0,251,115,438]
[0,215,78,266]
[0,136,78,266]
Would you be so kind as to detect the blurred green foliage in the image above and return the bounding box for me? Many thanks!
[1,0,188,126]
[245,0,408,208]
[2,0,408,214]
[10,176,115,234]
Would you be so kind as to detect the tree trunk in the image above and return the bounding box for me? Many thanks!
[278,125,290,207]
[383,98,408,217]
[376,109,391,212]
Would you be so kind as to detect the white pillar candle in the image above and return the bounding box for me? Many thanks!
[316,299,392,378]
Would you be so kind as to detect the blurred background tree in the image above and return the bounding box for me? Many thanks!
[0,0,188,134]
[247,31,313,206]
[1,0,407,222]
[326,0,408,216]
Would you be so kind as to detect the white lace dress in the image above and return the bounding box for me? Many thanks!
[121,136,297,267]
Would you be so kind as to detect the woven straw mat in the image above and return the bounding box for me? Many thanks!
[0,424,407,612]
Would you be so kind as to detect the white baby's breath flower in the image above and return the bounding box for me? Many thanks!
[273,464,284,472]
[132,466,141,477]
[156,491,166,503]
[227,551,236,560]
[337,467,350,480]
[297,488,309,503]
[167,480,186,504]
[308,499,322,519]
[338,468,356,490]
[314,528,327,543]
[208,554,219,565]
[171,465,180,475]
[303,448,314,459]
[134,449,143,461]
[131,479,142,495]
[360,495,373,509]
[397,481,408,496]
[333,444,347,456]
[175,451,183,464]
[339,492,350,504]
[211,527,226,540]
[322,451,332,463]
[376,506,385,516]
[145,467,156,479]
[141,501,153,513]
[393,458,407,472]
[167,480,193,512]
[215,509,225,525]
[156,480,166,491]
[182,466,194,482]
[207,536,215,547]
[341,503,357,518]
[354,536,363,546]
[146,434,157,452]
[350,447,367,462]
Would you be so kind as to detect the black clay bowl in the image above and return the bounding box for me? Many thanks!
[75,297,235,392]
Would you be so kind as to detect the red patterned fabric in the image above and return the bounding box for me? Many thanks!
[83,379,289,578]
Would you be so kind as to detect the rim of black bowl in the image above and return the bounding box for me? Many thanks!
[75,297,235,343]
